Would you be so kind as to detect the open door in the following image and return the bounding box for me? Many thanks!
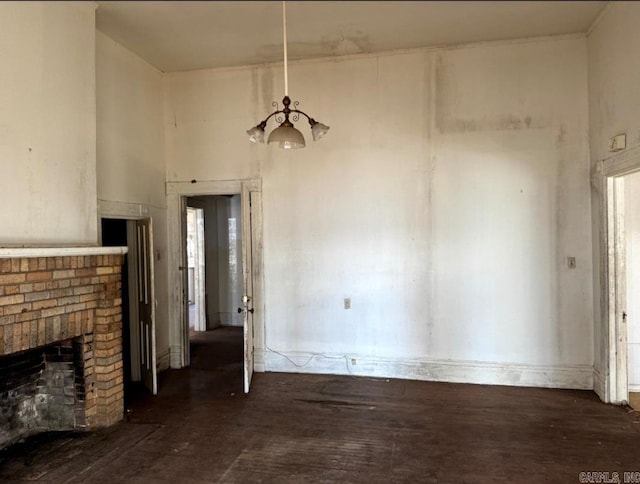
[609,177,628,403]
[194,208,206,331]
[186,207,206,332]
[241,185,254,393]
[137,218,157,395]
[623,171,640,409]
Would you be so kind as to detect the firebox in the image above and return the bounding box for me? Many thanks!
[0,338,87,448]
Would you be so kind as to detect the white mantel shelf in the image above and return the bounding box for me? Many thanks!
[0,247,128,258]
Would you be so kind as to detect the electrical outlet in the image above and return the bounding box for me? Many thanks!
[351,358,357,366]
[567,257,576,269]
[344,298,351,309]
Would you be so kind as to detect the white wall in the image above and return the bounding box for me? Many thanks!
[0,2,97,245]
[588,2,640,393]
[164,36,593,388]
[626,172,640,391]
[588,3,640,163]
[96,31,166,210]
[428,39,591,372]
[95,31,170,370]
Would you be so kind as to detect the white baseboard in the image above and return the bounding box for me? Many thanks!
[628,384,640,392]
[261,350,593,390]
[170,345,183,369]
[157,348,171,372]
[593,367,607,400]
[254,348,266,372]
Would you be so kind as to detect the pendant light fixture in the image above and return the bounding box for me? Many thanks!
[246,1,329,149]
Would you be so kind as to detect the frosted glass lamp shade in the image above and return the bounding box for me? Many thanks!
[311,122,330,141]
[246,126,265,143]
[267,124,306,149]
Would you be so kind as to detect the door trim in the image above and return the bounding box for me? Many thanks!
[241,182,254,392]
[166,179,264,370]
[98,200,156,388]
[593,144,640,403]
[98,199,149,219]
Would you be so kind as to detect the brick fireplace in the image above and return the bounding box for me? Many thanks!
[0,247,126,449]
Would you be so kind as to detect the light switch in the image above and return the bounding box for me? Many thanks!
[567,257,576,269]
[344,298,351,309]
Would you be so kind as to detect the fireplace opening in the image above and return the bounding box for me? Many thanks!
[0,338,86,449]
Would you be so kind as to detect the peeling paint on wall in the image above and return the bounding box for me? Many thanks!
[164,36,593,387]
[438,115,550,134]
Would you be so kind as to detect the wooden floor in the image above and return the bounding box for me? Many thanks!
[1,327,640,483]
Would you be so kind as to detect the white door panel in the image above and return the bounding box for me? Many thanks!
[242,184,254,393]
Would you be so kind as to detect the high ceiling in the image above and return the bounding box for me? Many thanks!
[95,1,608,73]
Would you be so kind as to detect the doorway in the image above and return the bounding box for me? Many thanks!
[624,171,640,409]
[184,195,245,388]
[100,216,158,400]
[598,145,640,405]
[186,196,245,331]
[101,219,135,399]
[166,179,263,393]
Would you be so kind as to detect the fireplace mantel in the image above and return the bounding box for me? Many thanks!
[0,247,127,258]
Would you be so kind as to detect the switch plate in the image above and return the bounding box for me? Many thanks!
[609,133,626,152]
[567,257,576,269]
[344,298,351,309]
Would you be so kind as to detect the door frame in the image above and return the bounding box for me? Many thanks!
[166,179,264,370]
[97,200,153,386]
[593,145,640,403]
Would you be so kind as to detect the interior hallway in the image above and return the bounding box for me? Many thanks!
[1,327,640,482]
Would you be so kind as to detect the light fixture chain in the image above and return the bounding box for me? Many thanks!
[282,0,288,96]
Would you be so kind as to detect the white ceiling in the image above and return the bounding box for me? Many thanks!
[95,1,608,73]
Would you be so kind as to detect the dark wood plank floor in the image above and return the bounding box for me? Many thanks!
[1,326,639,483]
